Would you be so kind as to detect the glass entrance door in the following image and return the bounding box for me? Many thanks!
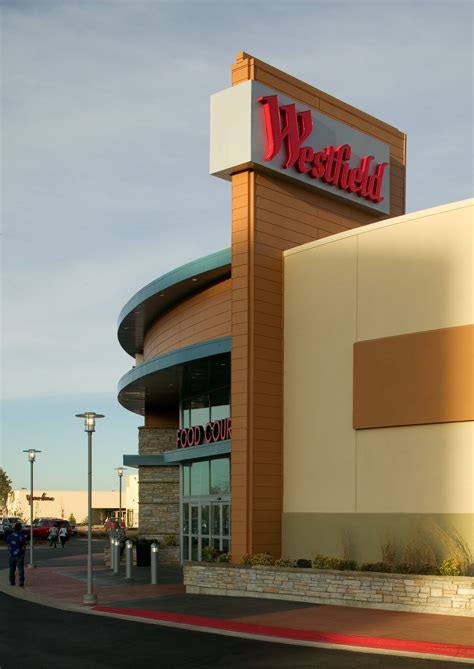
[211,502,230,554]
[182,499,230,561]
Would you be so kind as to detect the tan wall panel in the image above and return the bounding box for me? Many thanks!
[354,325,474,429]
[356,423,474,513]
[283,198,473,557]
[357,201,473,340]
[143,280,231,360]
[284,236,358,514]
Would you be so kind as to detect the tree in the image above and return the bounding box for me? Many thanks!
[68,513,77,525]
[0,468,13,513]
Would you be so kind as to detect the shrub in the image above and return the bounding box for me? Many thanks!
[240,554,253,565]
[359,562,391,573]
[393,562,416,574]
[313,554,341,570]
[275,558,294,568]
[337,559,358,571]
[295,559,312,568]
[202,545,219,562]
[439,557,462,576]
[380,536,399,568]
[402,538,437,574]
[250,553,275,566]
[423,519,472,575]
[164,535,178,546]
[417,563,440,576]
[217,552,231,563]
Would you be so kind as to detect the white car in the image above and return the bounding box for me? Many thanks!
[0,517,22,537]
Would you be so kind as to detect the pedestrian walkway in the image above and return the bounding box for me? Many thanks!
[1,552,473,664]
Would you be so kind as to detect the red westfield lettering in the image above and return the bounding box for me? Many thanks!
[176,417,232,449]
[258,95,387,203]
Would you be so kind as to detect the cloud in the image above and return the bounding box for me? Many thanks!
[1,0,473,404]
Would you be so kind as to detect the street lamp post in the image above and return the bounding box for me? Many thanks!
[76,411,104,605]
[22,449,41,569]
[115,467,127,527]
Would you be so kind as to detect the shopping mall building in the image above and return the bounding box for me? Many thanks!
[119,53,473,565]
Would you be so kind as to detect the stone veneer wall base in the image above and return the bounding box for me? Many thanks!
[183,563,474,617]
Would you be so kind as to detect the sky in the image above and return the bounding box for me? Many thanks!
[1,0,473,492]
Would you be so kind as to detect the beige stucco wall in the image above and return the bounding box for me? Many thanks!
[283,199,473,559]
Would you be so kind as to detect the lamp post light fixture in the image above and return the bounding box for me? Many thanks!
[76,411,104,605]
[115,466,127,527]
[22,448,41,569]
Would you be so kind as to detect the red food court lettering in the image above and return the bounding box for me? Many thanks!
[258,95,387,204]
[176,418,232,448]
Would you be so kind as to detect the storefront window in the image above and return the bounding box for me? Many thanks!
[180,353,230,428]
[210,458,230,495]
[188,358,209,395]
[182,400,191,428]
[190,460,210,496]
[182,464,190,496]
[190,395,209,427]
[210,387,230,421]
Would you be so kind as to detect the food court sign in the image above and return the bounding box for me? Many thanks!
[210,80,390,214]
[176,417,232,449]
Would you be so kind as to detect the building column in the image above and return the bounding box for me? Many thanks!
[138,427,180,544]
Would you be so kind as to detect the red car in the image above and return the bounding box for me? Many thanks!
[104,517,124,531]
[29,518,73,539]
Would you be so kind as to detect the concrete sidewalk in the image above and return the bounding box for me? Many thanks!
[2,553,473,664]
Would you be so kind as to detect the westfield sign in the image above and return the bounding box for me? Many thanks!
[258,95,387,204]
[210,80,391,214]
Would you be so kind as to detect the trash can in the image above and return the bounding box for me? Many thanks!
[136,539,152,567]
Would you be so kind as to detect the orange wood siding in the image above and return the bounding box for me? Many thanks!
[143,280,231,361]
[230,52,407,561]
[353,325,474,429]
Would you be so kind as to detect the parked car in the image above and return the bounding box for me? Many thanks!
[0,517,23,538]
[104,517,124,532]
[28,518,73,540]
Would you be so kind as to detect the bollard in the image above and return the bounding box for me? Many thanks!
[110,536,115,570]
[150,542,159,584]
[125,540,133,580]
[113,539,120,574]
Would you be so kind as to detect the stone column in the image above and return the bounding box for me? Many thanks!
[138,428,180,559]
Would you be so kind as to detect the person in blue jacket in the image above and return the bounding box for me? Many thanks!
[7,522,27,587]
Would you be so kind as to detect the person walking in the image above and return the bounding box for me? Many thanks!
[58,525,68,548]
[112,520,126,559]
[7,522,27,587]
[48,524,59,548]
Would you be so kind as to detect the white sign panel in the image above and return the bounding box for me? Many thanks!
[210,81,390,214]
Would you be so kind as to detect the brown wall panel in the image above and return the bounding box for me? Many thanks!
[230,52,406,561]
[354,325,474,429]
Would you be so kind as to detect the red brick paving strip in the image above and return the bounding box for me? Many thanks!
[93,607,474,660]
[23,565,185,605]
[236,605,474,646]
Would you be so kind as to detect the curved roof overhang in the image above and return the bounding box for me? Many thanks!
[117,336,231,415]
[118,248,231,357]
